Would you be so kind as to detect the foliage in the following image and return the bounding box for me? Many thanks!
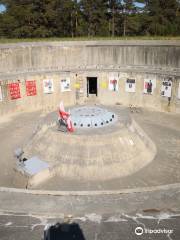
[0,0,180,38]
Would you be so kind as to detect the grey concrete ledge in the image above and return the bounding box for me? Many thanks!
[0,66,180,80]
[0,40,180,48]
[0,183,180,196]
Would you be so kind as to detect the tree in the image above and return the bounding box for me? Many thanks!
[142,0,180,35]
[108,0,122,36]
[80,0,109,37]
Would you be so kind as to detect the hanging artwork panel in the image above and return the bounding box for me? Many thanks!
[8,82,21,100]
[161,78,172,98]
[178,82,180,99]
[26,80,37,96]
[109,75,118,91]
[125,79,136,92]
[0,85,3,101]
[43,79,54,94]
[143,79,156,94]
[61,78,71,92]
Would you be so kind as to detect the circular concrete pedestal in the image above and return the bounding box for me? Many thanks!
[71,106,118,129]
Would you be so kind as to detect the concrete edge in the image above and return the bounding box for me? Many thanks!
[0,183,180,196]
[25,116,156,188]
[0,40,180,48]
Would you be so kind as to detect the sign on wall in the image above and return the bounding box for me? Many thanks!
[161,78,172,98]
[74,83,80,89]
[61,78,71,92]
[43,79,54,94]
[26,80,37,96]
[178,82,180,99]
[0,86,3,101]
[125,79,136,92]
[8,82,21,100]
[101,82,107,89]
[143,79,156,94]
[109,75,118,91]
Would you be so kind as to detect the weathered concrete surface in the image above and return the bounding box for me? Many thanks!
[0,184,180,239]
[23,106,156,187]
[0,40,180,115]
[0,106,179,191]
[0,41,180,73]
[31,106,180,191]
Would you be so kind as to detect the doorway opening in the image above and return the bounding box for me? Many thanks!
[87,77,97,97]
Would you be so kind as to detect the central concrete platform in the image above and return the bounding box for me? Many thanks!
[17,105,156,188]
[0,105,179,192]
[71,106,117,129]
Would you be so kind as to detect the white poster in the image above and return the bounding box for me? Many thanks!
[0,86,3,101]
[161,78,172,98]
[178,82,180,99]
[43,79,54,94]
[109,75,118,91]
[61,78,71,92]
[143,79,156,94]
[125,79,136,93]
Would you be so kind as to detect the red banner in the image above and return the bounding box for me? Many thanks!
[26,80,37,96]
[8,83,21,100]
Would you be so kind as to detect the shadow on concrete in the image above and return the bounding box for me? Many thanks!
[44,222,86,240]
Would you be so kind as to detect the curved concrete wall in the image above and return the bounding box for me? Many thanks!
[0,40,180,115]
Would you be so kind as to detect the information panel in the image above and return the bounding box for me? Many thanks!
[143,79,156,94]
[0,86,3,101]
[43,79,54,94]
[109,75,118,91]
[125,79,136,93]
[8,83,21,100]
[26,80,37,96]
[161,78,172,98]
[61,78,71,92]
[178,82,180,99]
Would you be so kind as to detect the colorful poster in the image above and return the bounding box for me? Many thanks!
[0,86,3,101]
[125,79,136,92]
[178,82,180,99]
[101,82,107,89]
[143,79,156,94]
[43,79,54,94]
[109,75,118,91]
[26,80,37,96]
[61,78,71,92]
[161,78,172,98]
[8,83,21,100]
[74,83,80,89]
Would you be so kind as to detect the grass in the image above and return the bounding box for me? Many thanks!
[0,36,180,43]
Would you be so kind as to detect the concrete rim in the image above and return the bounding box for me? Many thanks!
[0,182,180,196]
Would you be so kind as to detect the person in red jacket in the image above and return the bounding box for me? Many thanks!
[58,101,74,132]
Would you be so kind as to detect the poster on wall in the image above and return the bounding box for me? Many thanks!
[43,79,54,94]
[109,75,118,91]
[0,86,3,101]
[26,80,37,96]
[61,78,71,92]
[101,82,107,89]
[161,78,172,98]
[8,82,21,100]
[143,79,156,94]
[178,82,180,99]
[125,79,136,92]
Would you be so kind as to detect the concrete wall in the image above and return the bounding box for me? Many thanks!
[0,40,180,115]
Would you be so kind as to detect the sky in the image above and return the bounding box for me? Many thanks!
[0,4,6,13]
[0,2,145,13]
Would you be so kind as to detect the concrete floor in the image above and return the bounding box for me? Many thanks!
[0,105,180,239]
[0,185,180,239]
[0,105,180,190]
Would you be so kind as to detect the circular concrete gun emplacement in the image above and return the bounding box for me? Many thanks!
[71,106,118,128]
[19,106,156,189]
